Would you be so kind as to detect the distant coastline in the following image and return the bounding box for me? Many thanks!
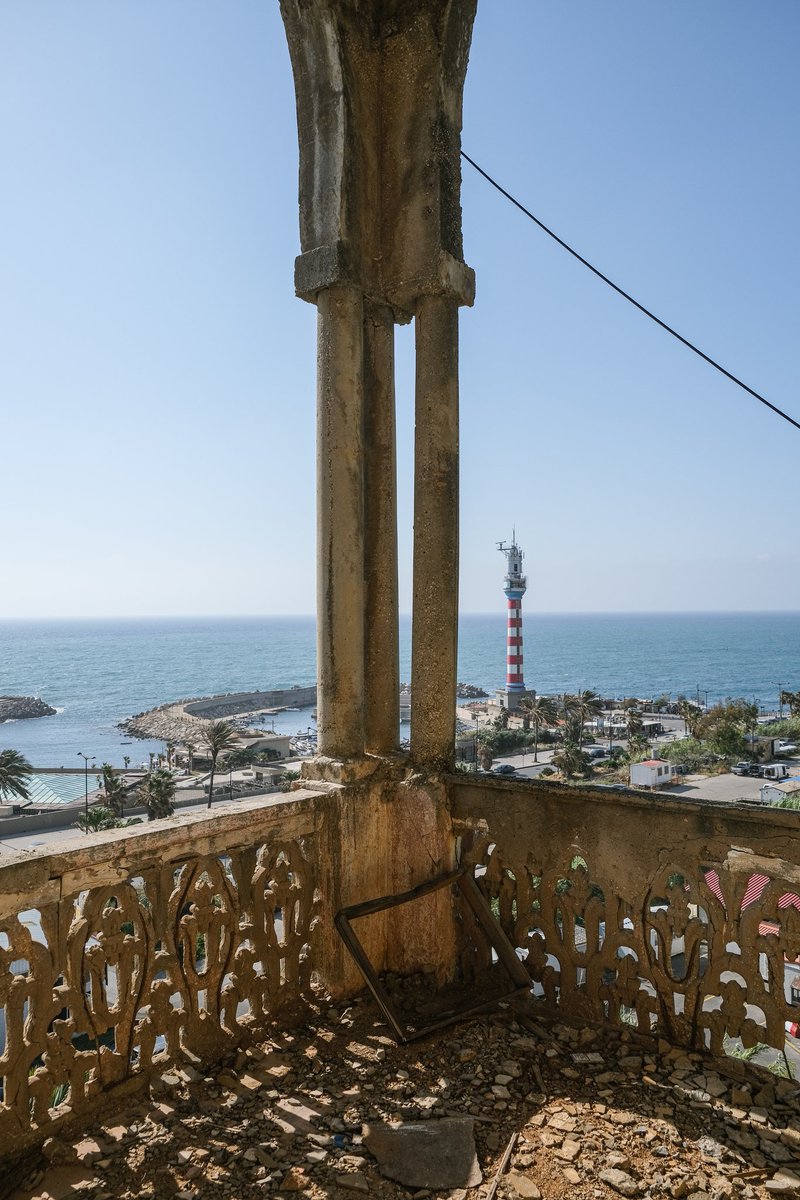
[2,612,799,767]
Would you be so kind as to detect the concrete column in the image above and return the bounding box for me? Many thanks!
[411,294,460,768]
[363,301,400,755]
[316,284,365,759]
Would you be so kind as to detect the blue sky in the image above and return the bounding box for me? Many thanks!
[1,1,798,618]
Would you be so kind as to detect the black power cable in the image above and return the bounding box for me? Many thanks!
[461,150,800,434]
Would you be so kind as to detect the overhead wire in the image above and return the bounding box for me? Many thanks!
[461,150,800,434]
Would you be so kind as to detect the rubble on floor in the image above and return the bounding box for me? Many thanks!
[6,992,800,1200]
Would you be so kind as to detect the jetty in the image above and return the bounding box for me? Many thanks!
[0,695,56,722]
[119,685,316,741]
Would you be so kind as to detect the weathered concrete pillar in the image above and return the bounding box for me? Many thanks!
[411,295,460,767]
[281,1,477,994]
[316,284,365,759]
[363,300,400,755]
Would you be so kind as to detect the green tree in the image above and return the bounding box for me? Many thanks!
[225,747,258,771]
[123,755,131,771]
[697,699,754,759]
[625,707,644,738]
[676,699,702,739]
[139,768,176,822]
[627,733,651,761]
[74,805,140,834]
[202,720,239,809]
[569,689,604,747]
[517,693,558,761]
[559,694,579,745]
[553,744,590,780]
[98,762,128,818]
[0,749,32,802]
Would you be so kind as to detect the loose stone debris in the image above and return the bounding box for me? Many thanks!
[5,989,800,1200]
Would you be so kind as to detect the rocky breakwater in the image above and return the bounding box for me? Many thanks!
[0,695,57,722]
[118,700,206,744]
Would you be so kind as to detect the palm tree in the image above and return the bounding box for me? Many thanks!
[625,709,650,763]
[676,699,702,739]
[98,762,128,818]
[139,768,175,822]
[123,755,131,771]
[553,743,588,781]
[202,720,239,809]
[570,689,604,748]
[627,733,650,761]
[518,693,558,761]
[74,805,120,834]
[625,706,644,739]
[184,740,196,774]
[0,749,32,802]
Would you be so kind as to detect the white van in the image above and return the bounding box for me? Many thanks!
[761,763,790,781]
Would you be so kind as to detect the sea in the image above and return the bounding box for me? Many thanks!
[1,613,798,777]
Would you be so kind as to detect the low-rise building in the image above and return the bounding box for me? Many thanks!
[629,759,676,789]
[761,779,800,806]
[233,732,292,760]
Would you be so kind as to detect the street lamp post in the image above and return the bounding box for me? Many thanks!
[78,752,95,833]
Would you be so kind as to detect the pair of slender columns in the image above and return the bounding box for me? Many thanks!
[315,285,459,768]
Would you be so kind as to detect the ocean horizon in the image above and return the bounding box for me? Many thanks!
[1,611,799,770]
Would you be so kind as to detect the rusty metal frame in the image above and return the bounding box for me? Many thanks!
[334,866,532,1043]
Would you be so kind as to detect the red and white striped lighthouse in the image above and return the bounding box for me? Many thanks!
[497,534,527,698]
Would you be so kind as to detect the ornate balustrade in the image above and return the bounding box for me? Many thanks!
[0,791,324,1157]
[451,777,800,1057]
[5,773,800,1163]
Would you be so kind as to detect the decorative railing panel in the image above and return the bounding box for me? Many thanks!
[0,794,321,1156]
[452,777,800,1057]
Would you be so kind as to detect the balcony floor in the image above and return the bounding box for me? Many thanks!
[8,994,800,1200]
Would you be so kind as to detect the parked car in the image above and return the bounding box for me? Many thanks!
[731,762,756,776]
[587,747,607,759]
[492,764,516,775]
[762,763,790,781]
[777,741,798,755]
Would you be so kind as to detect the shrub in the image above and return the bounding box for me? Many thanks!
[659,738,721,772]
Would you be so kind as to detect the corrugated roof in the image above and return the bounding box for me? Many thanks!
[18,774,89,806]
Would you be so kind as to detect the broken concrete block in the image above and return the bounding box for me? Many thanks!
[363,1117,482,1189]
